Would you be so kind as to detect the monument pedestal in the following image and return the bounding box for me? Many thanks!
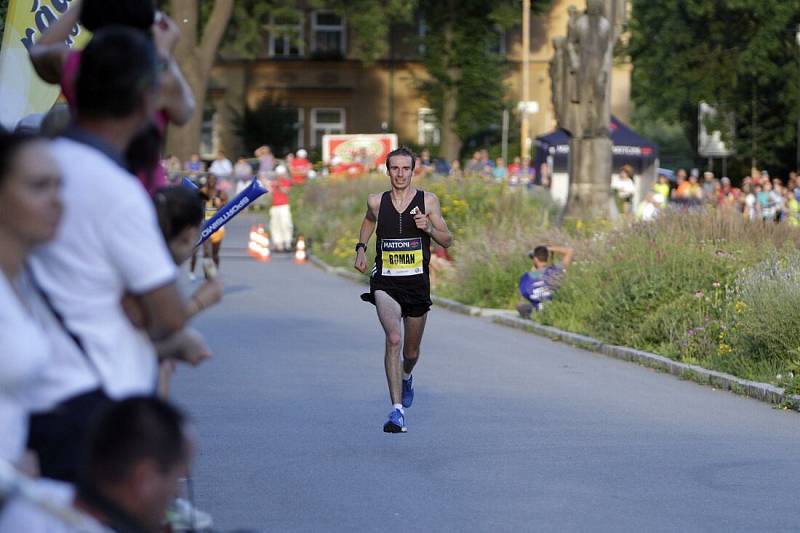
[564,136,613,220]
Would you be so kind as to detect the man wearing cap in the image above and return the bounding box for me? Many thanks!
[290,149,311,185]
[517,244,574,319]
[270,165,294,252]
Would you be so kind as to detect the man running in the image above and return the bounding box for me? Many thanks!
[354,147,452,433]
[190,173,228,279]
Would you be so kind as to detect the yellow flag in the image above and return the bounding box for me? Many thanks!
[0,0,90,128]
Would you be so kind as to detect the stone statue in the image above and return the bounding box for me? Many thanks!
[549,0,623,220]
[567,0,612,137]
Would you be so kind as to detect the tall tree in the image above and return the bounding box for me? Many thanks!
[627,0,800,173]
[167,0,234,160]
[417,0,550,161]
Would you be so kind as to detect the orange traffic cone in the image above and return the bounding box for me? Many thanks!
[247,225,259,258]
[255,226,272,263]
[294,235,307,264]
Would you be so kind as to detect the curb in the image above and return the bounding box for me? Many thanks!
[492,315,799,411]
[308,254,800,412]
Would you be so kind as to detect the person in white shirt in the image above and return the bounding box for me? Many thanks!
[0,130,62,470]
[26,27,209,483]
[208,150,233,178]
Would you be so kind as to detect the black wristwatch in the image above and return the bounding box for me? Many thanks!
[355,242,367,253]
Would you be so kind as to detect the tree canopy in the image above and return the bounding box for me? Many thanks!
[627,0,800,174]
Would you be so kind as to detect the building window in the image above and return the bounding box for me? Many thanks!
[417,15,427,56]
[310,108,345,147]
[200,103,218,158]
[489,26,507,56]
[269,12,304,58]
[417,108,440,147]
[311,11,346,57]
[295,108,305,149]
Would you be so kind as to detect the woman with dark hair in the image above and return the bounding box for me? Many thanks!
[0,129,62,471]
[29,0,195,195]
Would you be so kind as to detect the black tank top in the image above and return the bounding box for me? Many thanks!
[372,189,431,293]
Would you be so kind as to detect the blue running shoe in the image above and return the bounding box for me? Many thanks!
[383,408,407,433]
[401,376,414,408]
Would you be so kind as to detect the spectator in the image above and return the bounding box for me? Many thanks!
[270,165,294,252]
[538,162,551,188]
[492,157,508,182]
[163,154,182,179]
[255,145,274,177]
[701,170,716,200]
[0,130,62,471]
[234,156,252,180]
[184,153,204,176]
[29,0,196,196]
[507,156,522,181]
[290,149,311,185]
[637,192,663,222]
[717,176,740,208]
[758,181,777,221]
[26,27,209,483]
[418,149,434,177]
[653,173,671,205]
[743,183,758,220]
[0,397,198,533]
[784,188,800,226]
[465,151,483,174]
[611,164,636,218]
[517,244,574,319]
[208,150,232,178]
[449,159,463,179]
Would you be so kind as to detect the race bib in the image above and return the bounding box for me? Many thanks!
[381,238,423,276]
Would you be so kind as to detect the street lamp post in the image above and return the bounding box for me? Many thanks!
[796,25,800,173]
[521,0,530,170]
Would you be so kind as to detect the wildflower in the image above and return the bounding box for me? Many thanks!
[712,281,721,288]
[694,290,704,298]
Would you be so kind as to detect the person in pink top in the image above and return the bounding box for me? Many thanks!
[29,0,195,196]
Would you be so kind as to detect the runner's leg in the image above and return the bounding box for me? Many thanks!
[402,313,427,375]
[374,290,403,405]
[212,240,221,268]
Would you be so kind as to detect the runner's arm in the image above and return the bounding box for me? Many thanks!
[421,193,453,248]
[28,0,82,83]
[354,195,379,272]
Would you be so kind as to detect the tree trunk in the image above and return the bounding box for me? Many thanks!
[165,0,233,161]
[438,2,461,161]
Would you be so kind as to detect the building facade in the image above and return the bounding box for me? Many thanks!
[203,0,631,161]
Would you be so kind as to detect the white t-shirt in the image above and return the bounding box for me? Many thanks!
[30,138,176,402]
[0,273,49,463]
[0,479,99,533]
[209,158,233,177]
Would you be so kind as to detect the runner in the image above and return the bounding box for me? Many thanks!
[190,174,228,279]
[354,147,452,433]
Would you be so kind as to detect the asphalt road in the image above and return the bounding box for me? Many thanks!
[173,214,800,533]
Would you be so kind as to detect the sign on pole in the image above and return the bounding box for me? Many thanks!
[0,0,90,128]
[698,102,735,158]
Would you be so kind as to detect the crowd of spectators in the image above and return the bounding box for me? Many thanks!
[632,167,800,225]
[1,1,224,530]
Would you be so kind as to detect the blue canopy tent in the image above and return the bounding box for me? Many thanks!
[533,116,659,180]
